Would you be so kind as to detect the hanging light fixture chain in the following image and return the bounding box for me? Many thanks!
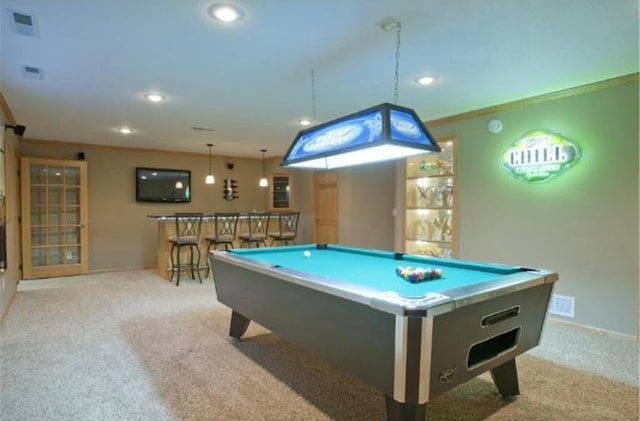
[393,21,401,105]
[311,69,317,122]
[205,143,215,184]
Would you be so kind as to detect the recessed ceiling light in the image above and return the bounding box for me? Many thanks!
[299,119,312,127]
[119,127,132,134]
[415,75,437,86]
[144,92,165,102]
[209,4,244,23]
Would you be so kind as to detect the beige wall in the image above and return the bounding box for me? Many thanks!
[19,143,274,271]
[286,168,314,243]
[336,162,396,250]
[397,81,639,336]
[288,163,396,250]
[0,113,22,320]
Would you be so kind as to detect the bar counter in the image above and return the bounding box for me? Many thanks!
[148,213,282,280]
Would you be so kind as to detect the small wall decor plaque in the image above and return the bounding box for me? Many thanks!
[502,130,580,183]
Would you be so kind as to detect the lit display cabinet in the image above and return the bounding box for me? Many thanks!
[405,138,457,258]
[270,173,293,210]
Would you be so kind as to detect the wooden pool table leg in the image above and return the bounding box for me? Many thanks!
[229,310,251,339]
[490,358,520,398]
[385,395,426,421]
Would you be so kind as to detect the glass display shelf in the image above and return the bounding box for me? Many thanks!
[404,138,457,258]
[406,173,454,180]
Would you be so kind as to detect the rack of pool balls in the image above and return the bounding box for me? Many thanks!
[396,266,443,283]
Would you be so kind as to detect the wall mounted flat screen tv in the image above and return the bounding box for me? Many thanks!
[135,167,191,203]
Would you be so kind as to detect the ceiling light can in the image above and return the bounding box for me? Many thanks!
[416,75,437,86]
[209,4,244,22]
[144,92,165,102]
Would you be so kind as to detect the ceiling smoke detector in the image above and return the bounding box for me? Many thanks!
[377,17,400,32]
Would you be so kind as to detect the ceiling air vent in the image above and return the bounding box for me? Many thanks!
[8,9,39,37]
[21,65,44,80]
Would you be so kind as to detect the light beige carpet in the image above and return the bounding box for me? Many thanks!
[1,270,638,421]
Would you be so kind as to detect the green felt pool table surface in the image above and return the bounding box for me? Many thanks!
[229,244,525,298]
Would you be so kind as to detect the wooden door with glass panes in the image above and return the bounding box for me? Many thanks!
[405,137,457,258]
[21,158,89,279]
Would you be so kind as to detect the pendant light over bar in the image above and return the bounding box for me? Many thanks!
[281,18,441,170]
[259,149,268,187]
[205,143,215,185]
[281,103,440,169]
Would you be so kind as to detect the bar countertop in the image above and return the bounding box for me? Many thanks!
[147,212,281,220]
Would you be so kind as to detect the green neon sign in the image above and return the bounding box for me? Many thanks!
[502,130,581,183]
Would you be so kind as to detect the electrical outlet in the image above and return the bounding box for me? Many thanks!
[549,294,575,318]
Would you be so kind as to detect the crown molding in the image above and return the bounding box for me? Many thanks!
[0,91,17,125]
[426,72,639,127]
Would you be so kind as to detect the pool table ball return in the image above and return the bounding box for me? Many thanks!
[210,244,558,421]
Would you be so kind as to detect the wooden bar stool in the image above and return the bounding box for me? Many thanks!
[269,211,300,246]
[204,212,239,276]
[168,212,204,286]
[238,212,270,247]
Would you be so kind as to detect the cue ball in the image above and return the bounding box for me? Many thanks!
[303,251,311,258]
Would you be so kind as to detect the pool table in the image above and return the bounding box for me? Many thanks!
[210,244,558,421]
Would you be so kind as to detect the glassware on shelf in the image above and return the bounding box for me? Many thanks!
[442,183,454,208]
[413,181,454,209]
[428,185,439,208]
[442,215,453,242]
[412,241,452,258]
[431,216,447,241]
[437,248,452,258]
[409,213,453,244]
[412,177,431,206]
[413,217,430,241]
[417,157,453,176]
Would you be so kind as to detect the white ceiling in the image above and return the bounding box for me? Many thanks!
[1,0,638,159]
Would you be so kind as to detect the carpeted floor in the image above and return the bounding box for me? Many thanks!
[1,270,638,421]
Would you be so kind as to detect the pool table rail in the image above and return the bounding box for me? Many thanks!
[212,249,557,317]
